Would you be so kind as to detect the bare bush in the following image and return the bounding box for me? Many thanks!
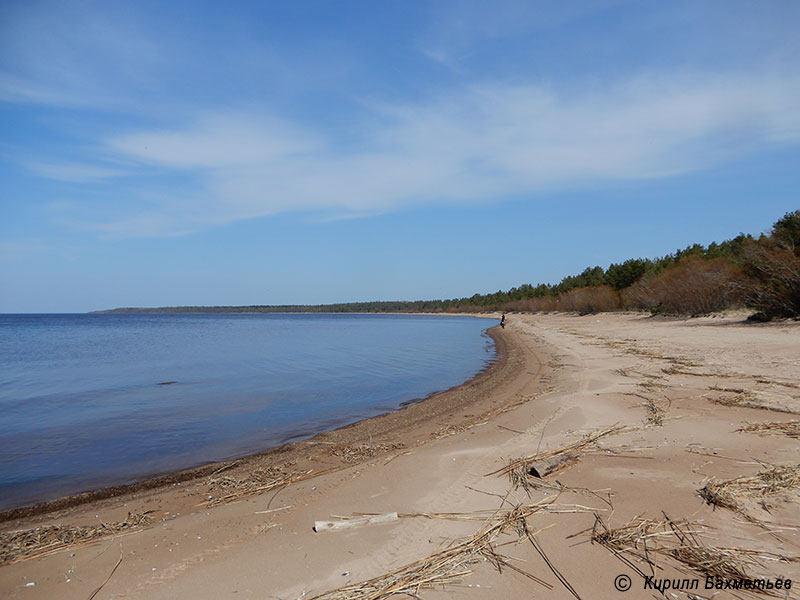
[739,243,800,319]
[518,295,558,312]
[555,285,621,314]
[622,256,744,316]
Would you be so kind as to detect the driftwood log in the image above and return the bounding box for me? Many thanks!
[527,453,580,478]
[314,512,398,532]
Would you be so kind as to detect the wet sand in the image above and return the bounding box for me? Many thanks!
[2,312,799,599]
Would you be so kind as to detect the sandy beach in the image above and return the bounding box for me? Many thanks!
[2,312,799,599]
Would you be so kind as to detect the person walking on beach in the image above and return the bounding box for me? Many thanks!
[500,313,506,328]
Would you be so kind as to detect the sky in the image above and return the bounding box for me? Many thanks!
[1,0,799,312]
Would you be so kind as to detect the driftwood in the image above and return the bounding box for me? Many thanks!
[527,453,580,478]
[314,512,398,532]
[308,502,559,600]
[489,425,626,478]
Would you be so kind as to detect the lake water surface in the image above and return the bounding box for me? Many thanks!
[0,313,495,509]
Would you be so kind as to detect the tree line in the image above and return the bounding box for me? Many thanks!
[452,209,799,319]
[97,210,799,320]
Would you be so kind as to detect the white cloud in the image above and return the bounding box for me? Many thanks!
[27,161,126,182]
[108,115,322,169]
[51,69,800,238]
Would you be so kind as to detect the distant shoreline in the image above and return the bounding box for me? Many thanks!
[90,302,488,315]
[90,309,494,316]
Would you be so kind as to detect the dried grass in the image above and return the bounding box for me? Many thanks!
[330,443,406,464]
[592,514,794,595]
[709,387,800,414]
[755,378,800,390]
[431,424,470,439]
[308,501,564,600]
[736,421,800,439]
[628,348,700,368]
[350,503,598,523]
[204,469,320,507]
[697,464,800,523]
[638,380,668,391]
[662,366,735,378]
[0,511,152,565]
[507,454,582,495]
[489,426,626,494]
[713,390,757,407]
[643,398,668,426]
[1,468,324,564]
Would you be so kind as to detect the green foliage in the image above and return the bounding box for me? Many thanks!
[771,210,800,253]
[553,266,606,295]
[605,258,651,290]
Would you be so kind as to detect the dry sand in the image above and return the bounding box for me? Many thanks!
[2,312,799,599]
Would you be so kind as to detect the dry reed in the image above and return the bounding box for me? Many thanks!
[643,398,668,426]
[697,464,800,522]
[736,421,800,439]
[709,387,800,415]
[307,502,561,600]
[0,511,152,565]
[204,469,320,507]
[330,443,406,464]
[489,425,626,494]
[592,513,794,596]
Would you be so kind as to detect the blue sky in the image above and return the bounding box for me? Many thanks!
[1,0,798,312]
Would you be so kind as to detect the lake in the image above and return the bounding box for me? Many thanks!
[0,313,495,509]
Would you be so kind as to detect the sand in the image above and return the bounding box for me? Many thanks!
[1,312,799,599]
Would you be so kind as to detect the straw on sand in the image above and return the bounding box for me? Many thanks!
[736,421,800,439]
[0,511,152,565]
[488,425,626,494]
[330,443,405,463]
[697,464,800,523]
[591,513,795,595]
[643,397,668,426]
[204,469,320,507]
[309,498,585,600]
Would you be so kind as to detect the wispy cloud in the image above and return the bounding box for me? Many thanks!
[108,114,322,169]
[0,2,163,109]
[0,2,354,112]
[418,0,628,68]
[5,3,798,239]
[61,69,799,238]
[27,161,126,182]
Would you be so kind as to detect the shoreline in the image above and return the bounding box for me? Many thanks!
[0,319,512,523]
[4,312,796,600]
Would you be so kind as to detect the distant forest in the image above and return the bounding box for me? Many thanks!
[98,210,799,320]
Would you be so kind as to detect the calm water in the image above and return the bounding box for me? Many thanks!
[0,313,495,509]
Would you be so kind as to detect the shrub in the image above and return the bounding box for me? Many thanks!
[515,295,558,312]
[622,256,744,316]
[739,242,800,319]
[555,285,621,314]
